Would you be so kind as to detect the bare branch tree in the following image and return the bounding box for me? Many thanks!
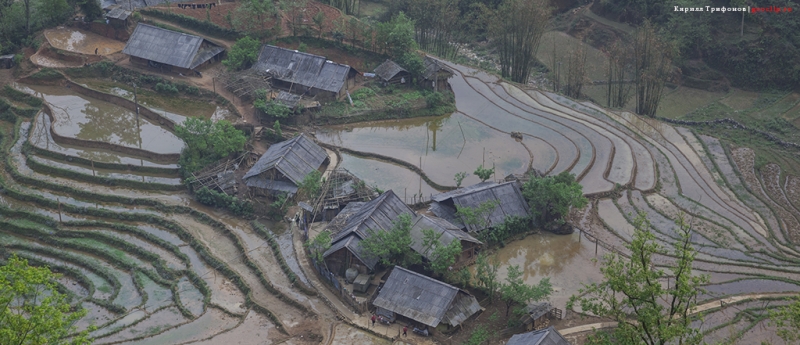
[491,0,551,84]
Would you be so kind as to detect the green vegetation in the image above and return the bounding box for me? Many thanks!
[175,117,247,174]
[500,265,552,317]
[360,213,421,267]
[254,99,292,119]
[194,186,254,217]
[568,213,708,345]
[1,86,43,107]
[140,8,241,40]
[0,255,92,345]
[154,82,179,95]
[474,252,500,301]
[473,164,494,182]
[296,170,323,201]
[453,171,467,187]
[223,36,261,71]
[28,68,63,81]
[420,228,462,276]
[521,171,587,228]
[456,199,499,232]
[769,296,800,343]
[306,230,332,264]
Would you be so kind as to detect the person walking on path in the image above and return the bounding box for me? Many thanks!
[403,326,408,337]
[94,48,98,55]
[371,314,376,327]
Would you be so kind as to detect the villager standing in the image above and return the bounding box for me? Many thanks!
[371,314,376,327]
[403,326,408,337]
[95,48,98,55]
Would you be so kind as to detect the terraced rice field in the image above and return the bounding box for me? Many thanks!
[320,59,800,343]
[0,80,385,344]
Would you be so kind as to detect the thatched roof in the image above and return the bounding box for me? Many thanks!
[373,266,480,327]
[430,181,530,232]
[409,215,481,260]
[123,24,223,69]
[506,326,571,345]
[243,133,328,188]
[327,190,415,243]
[373,60,408,82]
[253,45,354,93]
[422,56,454,80]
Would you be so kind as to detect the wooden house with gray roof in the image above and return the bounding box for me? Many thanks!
[243,133,328,197]
[323,190,414,275]
[421,56,454,91]
[123,24,224,74]
[252,45,359,100]
[506,326,571,345]
[373,59,410,85]
[409,214,482,268]
[429,181,530,232]
[372,266,481,329]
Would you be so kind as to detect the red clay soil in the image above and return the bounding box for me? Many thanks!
[278,1,343,37]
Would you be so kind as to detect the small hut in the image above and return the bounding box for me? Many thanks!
[373,59,410,85]
[506,326,571,345]
[409,214,482,268]
[122,24,225,75]
[105,7,132,29]
[421,56,454,91]
[323,190,414,275]
[429,181,530,232]
[0,54,15,69]
[243,133,329,197]
[372,266,481,330]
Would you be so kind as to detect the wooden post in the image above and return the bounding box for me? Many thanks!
[58,200,62,223]
[595,238,598,256]
[91,159,95,176]
[213,77,216,94]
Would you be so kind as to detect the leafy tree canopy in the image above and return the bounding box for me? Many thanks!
[567,213,708,345]
[473,164,494,182]
[360,213,421,268]
[297,170,323,201]
[306,231,332,263]
[0,255,91,345]
[222,36,261,71]
[521,171,587,227]
[421,228,462,276]
[175,117,247,174]
[500,265,552,316]
[382,12,418,58]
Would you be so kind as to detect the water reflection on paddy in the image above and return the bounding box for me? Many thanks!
[338,153,440,202]
[318,113,529,187]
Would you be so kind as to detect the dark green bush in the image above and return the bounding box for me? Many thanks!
[195,186,254,217]
[29,68,63,80]
[155,82,179,95]
[140,9,241,40]
[2,85,43,107]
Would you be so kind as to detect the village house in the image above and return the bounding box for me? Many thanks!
[506,326,572,345]
[372,266,481,331]
[122,23,224,75]
[105,7,132,29]
[409,214,482,268]
[243,133,329,197]
[373,59,411,85]
[252,45,359,100]
[421,56,454,91]
[429,181,530,232]
[322,190,414,276]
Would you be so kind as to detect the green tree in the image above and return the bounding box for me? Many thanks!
[232,0,275,34]
[521,171,587,227]
[313,11,325,38]
[490,0,551,83]
[175,117,247,174]
[454,171,467,188]
[222,36,261,71]
[272,120,282,140]
[305,231,332,263]
[499,265,552,317]
[567,213,708,345]
[421,228,462,276]
[398,52,425,83]
[360,213,420,267]
[254,99,292,119]
[78,0,102,21]
[473,164,494,182]
[297,170,323,201]
[475,252,500,301]
[0,255,92,345]
[381,12,418,58]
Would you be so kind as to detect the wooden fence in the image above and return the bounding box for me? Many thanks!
[311,259,369,314]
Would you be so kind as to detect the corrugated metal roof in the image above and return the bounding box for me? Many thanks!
[322,234,379,270]
[327,190,415,244]
[373,60,408,82]
[253,45,352,93]
[442,292,482,327]
[430,181,530,232]
[506,326,571,345]
[373,266,479,327]
[243,133,328,186]
[106,7,131,20]
[409,215,481,260]
[422,56,454,80]
[123,24,222,69]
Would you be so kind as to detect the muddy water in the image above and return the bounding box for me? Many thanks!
[702,279,800,299]
[176,276,205,317]
[338,153,440,200]
[137,271,174,312]
[21,84,184,155]
[30,112,178,168]
[120,307,240,345]
[489,231,603,310]
[90,310,147,339]
[318,113,529,187]
[95,307,188,344]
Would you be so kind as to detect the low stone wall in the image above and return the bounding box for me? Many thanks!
[40,103,179,162]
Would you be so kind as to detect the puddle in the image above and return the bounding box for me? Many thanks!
[338,153,440,202]
[119,307,240,345]
[318,112,529,187]
[44,27,126,55]
[488,231,603,310]
[20,84,184,155]
[95,307,188,344]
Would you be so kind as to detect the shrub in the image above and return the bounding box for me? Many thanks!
[254,99,291,119]
[29,68,63,81]
[2,86,43,107]
[175,117,247,174]
[140,9,241,40]
[195,187,253,217]
[223,36,261,71]
[350,87,376,101]
[154,82,179,95]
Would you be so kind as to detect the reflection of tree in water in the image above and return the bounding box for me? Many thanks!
[77,103,139,146]
[518,234,582,278]
[426,117,447,152]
